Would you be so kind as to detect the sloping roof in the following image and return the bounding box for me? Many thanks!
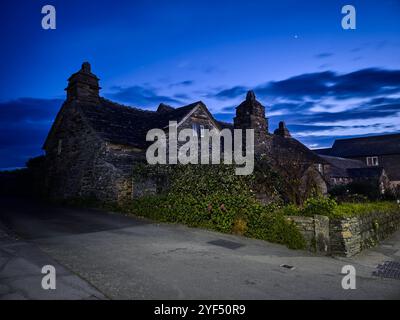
[315,134,400,157]
[320,155,366,178]
[320,155,365,169]
[269,135,326,164]
[319,155,385,179]
[77,98,203,149]
[312,148,333,156]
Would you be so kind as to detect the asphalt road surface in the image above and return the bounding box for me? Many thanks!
[0,196,399,299]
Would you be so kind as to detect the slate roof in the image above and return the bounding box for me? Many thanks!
[318,155,385,179]
[314,134,400,157]
[76,98,204,149]
[320,155,365,169]
[269,135,326,164]
[320,155,366,178]
[312,148,332,156]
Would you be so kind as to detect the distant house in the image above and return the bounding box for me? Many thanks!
[314,134,400,189]
[318,155,389,193]
[43,62,326,202]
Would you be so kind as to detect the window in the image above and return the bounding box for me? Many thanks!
[199,125,205,138]
[192,123,199,136]
[192,123,207,137]
[57,139,63,155]
[366,156,379,166]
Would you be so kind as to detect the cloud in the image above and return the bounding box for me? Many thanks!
[209,68,400,103]
[0,98,62,124]
[0,98,62,169]
[211,86,248,100]
[254,71,336,101]
[168,80,195,88]
[257,68,400,100]
[314,52,333,59]
[173,93,191,100]
[107,85,183,107]
[210,68,400,147]
[209,68,400,149]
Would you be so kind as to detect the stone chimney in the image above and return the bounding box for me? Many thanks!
[274,121,291,138]
[233,90,269,151]
[65,62,100,103]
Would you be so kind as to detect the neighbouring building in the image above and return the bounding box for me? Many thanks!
[43,62,327,202]
[314,134,400,189]
[318,155,389,193]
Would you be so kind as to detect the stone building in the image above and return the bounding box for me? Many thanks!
[43,62,327,202]
[318,155,389,193]
[314,134,400,188]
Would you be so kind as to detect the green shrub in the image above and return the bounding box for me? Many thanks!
[332,201,399,218]
[245,211,306,249]
[279,195,399,219]
[125,164,306,250]
[279,204,301,216]
[302,196,337,217]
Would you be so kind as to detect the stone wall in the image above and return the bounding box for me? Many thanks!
[330,211,400,256]
[288,215,330,254]
[291,210,400,257]
[44,102,144,203]
[44,103,102,200]
[90,142,144,202]
[329,217,360,256]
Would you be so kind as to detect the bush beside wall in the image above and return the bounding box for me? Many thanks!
[126,163,306,249]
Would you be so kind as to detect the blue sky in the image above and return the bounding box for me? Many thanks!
[0,0,400,169]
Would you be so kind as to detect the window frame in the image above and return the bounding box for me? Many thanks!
[192,123,200,137]
[366,156,379,166]
[199,125,205,138]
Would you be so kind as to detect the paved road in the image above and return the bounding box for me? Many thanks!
[0,197,399,299]
[0,216,105,299]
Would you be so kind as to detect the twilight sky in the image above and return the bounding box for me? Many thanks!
[0,0,400,169]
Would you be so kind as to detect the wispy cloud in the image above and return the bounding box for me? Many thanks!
[209,68,400,148]
[0,98,62,169]
[168,80,195,88]
[314,52,333,59]
[107,85,183,107]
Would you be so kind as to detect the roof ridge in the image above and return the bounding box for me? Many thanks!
[321,155,361,160]
[335,132,400,142]
[99,97,156,114]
